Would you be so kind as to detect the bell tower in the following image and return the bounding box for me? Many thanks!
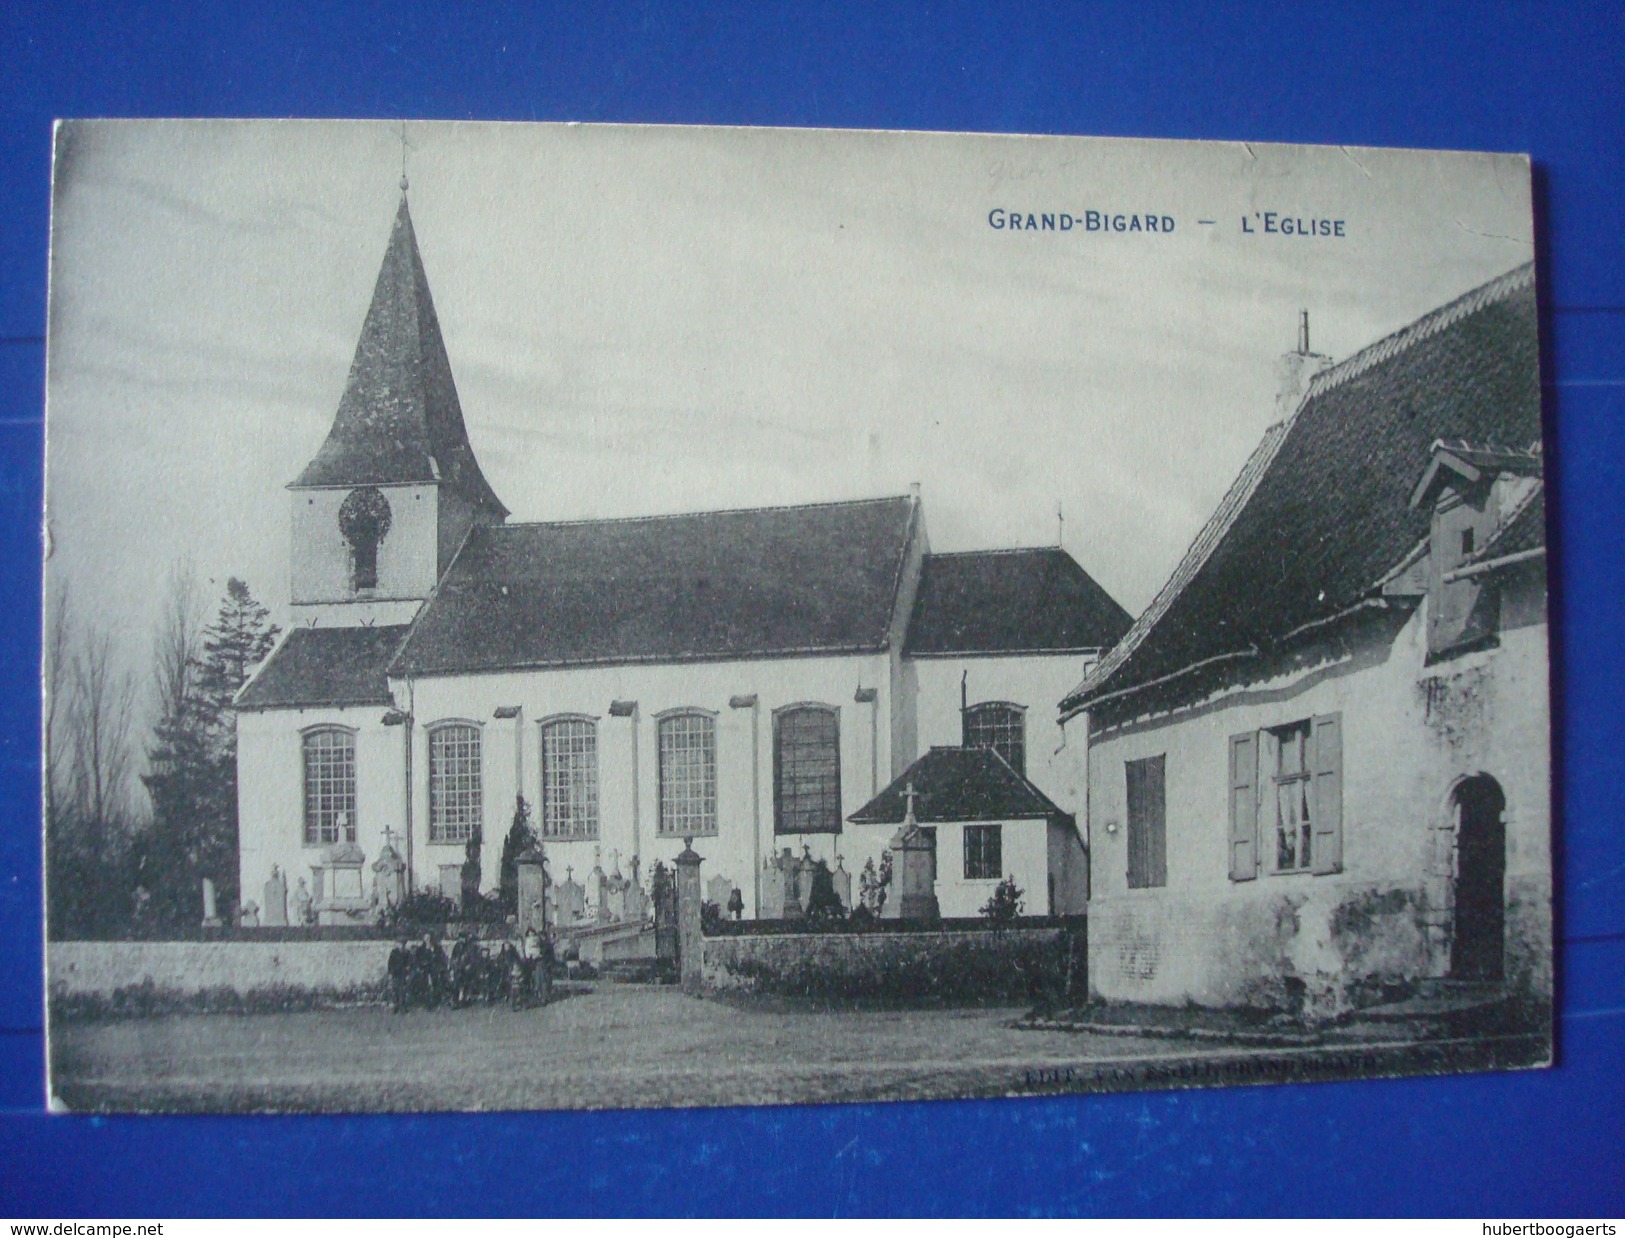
[288,183,508,627]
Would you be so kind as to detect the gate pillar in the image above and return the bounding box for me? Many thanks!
[675,837,704,995]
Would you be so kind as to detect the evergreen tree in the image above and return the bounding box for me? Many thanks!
[143,577,278,929]
[498,794,538,914]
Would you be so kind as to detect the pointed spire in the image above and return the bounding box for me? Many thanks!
[292,194,508,518]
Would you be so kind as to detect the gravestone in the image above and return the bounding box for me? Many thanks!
[706,873,736,913]
[437,864,462,900]
[201,878,221,928]
[793,846,815,909]
[262,866,288,927]
[882,783,940,922]
[556,869,586,925]
[763,848,803,919]
[623,857,648,923]
[832,856,852,914]
[292,877,313,925]
[586,856,610,923]
[885,826,940,922]
[372,843,406,910]
[759,855,784,919]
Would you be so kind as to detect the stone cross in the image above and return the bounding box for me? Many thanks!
[903,781,918,825]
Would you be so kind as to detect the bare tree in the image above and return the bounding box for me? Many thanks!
[67,622,138,840]
[149,560,203,772]
[43,585,72,822]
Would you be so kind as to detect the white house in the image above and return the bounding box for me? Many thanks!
[1059,264,1550,1017]
[234,191,1132,923]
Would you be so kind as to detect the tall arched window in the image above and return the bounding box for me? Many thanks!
[658,711,717,837]
[540,716,599,839]
[774,704,841,834]
[303,727,356,846]
[428,722,482,844]
[965,702,1026,775]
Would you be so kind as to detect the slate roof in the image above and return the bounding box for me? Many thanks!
[292,195,507,518]
[848,746,1065,825]
[1064,262,1541,718]
[236,625,411,711]
[903,548,1133,656]
[392,496,920,674]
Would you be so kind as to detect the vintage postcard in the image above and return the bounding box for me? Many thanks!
[42,120,1552,1112]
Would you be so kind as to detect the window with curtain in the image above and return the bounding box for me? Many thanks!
[774,705,841,834]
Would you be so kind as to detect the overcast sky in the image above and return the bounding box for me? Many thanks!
[45,119,1533,693]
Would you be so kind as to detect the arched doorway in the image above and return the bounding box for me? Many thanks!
[1450,774,1507,981]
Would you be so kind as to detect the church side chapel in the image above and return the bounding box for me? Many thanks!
[234,185,1131,930]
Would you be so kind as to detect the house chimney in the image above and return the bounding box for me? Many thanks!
[1273,309,1332,421]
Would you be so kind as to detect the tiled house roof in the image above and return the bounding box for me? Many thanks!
[1064,262,1541,718]
[848,746,1065,825]
[236,625,411,710]
[392,496,920,674]
[903,547,1132,656]
[292,196,508,518]
[1469,485,1547,564]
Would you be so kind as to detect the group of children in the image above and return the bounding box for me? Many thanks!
[385,927,555,1012]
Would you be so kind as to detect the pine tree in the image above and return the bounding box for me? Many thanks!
[144,577,278,929]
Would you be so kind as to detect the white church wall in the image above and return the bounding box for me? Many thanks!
[237,704,406,924]
[400,650,898,918]
[909,652,1097,816]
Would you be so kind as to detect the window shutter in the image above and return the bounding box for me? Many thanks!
[1228,731,1258,881]
[1310,714,1343,874]
[1147,753,1167,888]
[1125,759,1145,888]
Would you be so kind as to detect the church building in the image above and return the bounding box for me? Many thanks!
[234,189,1132,925]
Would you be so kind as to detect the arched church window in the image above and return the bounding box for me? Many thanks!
[428,722,482,845]
[338,486,393,592]
[658,711,716,837]
[774,704,841,834]
[965,702,1026,775]
[540,716,599,840]
[302,727,356,846]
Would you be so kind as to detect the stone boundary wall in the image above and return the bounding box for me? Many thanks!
[702,926,1084,1004]
[48,940,394,998]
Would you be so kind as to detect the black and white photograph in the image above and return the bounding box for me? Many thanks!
[41,119,1552,1113]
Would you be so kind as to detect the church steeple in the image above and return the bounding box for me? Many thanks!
[287,191,507,625]
[293,193,507,519]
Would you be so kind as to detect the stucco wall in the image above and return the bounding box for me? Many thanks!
[927,816,1050,918]
[238,703,407,925]
[909,652,1095,819]
[49,941,391,998]
[241,652,916,922]
[1081,595,1551,1011]
[290,482,440,605]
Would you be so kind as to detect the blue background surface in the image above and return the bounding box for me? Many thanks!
[1,1,1621,1217]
